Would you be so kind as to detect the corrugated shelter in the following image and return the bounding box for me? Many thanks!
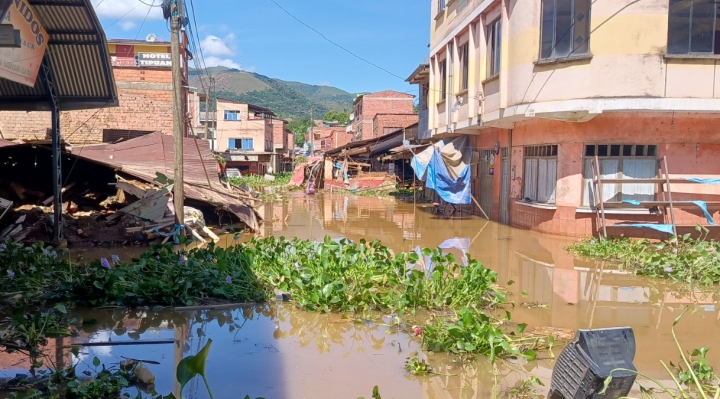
[0,0,118,111]
[75,133,261,231]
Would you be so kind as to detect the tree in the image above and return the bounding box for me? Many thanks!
[287,117,313,146]
[324,110,350,125]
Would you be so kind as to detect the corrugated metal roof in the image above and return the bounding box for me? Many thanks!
[75,133,262,231]
[0,0,118,111]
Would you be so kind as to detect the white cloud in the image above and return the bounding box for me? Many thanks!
[91,0,163,21]
[318,81,331,86]
[119,21,137,31]
[204,56,241,70]
[200,34,236,57]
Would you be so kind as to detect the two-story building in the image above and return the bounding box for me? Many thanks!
[414,0,720,237]
[215,98,276,175]
[350,91,419,141]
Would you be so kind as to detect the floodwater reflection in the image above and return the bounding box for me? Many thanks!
[7,193,718,398]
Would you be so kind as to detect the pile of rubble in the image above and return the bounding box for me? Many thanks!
[0,134,263,247]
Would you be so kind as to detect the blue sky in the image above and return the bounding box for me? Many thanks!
[92,0,430,94]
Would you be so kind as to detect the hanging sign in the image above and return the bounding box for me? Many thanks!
[137,52,172,67]
[0,0,48,87]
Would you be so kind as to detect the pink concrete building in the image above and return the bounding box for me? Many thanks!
[410,0,720,238]
[214,98,275,175]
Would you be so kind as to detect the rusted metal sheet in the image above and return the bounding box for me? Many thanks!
[75,133,261,230]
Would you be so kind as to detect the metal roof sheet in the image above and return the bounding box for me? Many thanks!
[0,0,118,111]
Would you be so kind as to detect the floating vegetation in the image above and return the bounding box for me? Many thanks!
[567,227,720,285]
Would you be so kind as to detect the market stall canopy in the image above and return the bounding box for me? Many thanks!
[0,0,118,111]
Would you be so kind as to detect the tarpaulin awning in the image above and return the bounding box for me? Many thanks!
[411,135,472,205]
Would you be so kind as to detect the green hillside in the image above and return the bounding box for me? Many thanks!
[189,67,355,119]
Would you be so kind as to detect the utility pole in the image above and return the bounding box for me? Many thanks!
[310,108,314,154]
[168,0,184,225]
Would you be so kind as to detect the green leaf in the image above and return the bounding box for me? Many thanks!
[598,376,613,395]
[507,280,515,286]
[522,350,537,361]
[177,339,213,390]
[54,304,67,314]
[520,290,528,297]
[673,307,689,326]
[93,356,100,367]
[516,323,528,335]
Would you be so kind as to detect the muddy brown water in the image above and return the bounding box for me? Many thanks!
[4,193,719,398]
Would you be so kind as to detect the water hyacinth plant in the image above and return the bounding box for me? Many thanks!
[567,227,720,285]
[246,236,505,313]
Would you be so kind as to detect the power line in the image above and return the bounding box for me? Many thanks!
[266,0,407,82]
[134,0,157,40]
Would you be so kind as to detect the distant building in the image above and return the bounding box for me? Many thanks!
[271,119,293,172]
[349,90,418,141]
[211,98,276,175]
[0,38,185,143]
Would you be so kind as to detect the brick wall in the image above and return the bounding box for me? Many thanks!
[271,120,287,149]
[352,90,415,140]
[372,114,419,138]
[0,66,173,143]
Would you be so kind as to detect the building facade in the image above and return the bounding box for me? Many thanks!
[0,38,179,143]
[350,91,418,140]
[419,0,720,237]
[215,98,276,175]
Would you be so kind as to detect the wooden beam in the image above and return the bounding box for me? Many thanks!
[43,182,76,205]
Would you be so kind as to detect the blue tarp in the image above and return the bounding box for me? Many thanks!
[692,200,716,225]
[685,178,720,184]
[614,223,675,234]
[411,137,472,205]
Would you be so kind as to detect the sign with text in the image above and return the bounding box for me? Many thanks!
[0,0,48,87]
[137,52,171,67]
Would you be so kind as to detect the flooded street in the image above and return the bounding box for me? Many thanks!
[6,193,719,398]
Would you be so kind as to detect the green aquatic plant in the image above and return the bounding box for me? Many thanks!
[247,236,504,313]
[0,240,266,308]
[0,304,70,357]
[567,226,720,285]
[507,376,544,399]
[404,356,435,376]
[601,307,719,399]
[227,172,292,189]
[422,308,541,362]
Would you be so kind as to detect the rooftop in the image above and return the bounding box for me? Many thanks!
[0,0,118,111]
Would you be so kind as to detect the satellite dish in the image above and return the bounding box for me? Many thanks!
[349,113,355,121]
[145,34,157,42]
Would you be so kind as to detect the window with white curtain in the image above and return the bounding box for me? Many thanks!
[523,145,558,204]
[582,144,658,207]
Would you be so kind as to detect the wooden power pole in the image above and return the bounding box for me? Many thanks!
[169,0,184,225]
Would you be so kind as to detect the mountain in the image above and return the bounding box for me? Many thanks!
[189,67,356,119]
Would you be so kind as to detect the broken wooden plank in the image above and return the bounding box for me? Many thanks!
[124,218,175,233]
[202,226,220,243]
[42,182,76,205]
[4,225,22,238]
[116,181,150,199]
[0,197,12,224]
[115,185,173,222]
[189,227,206,243]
